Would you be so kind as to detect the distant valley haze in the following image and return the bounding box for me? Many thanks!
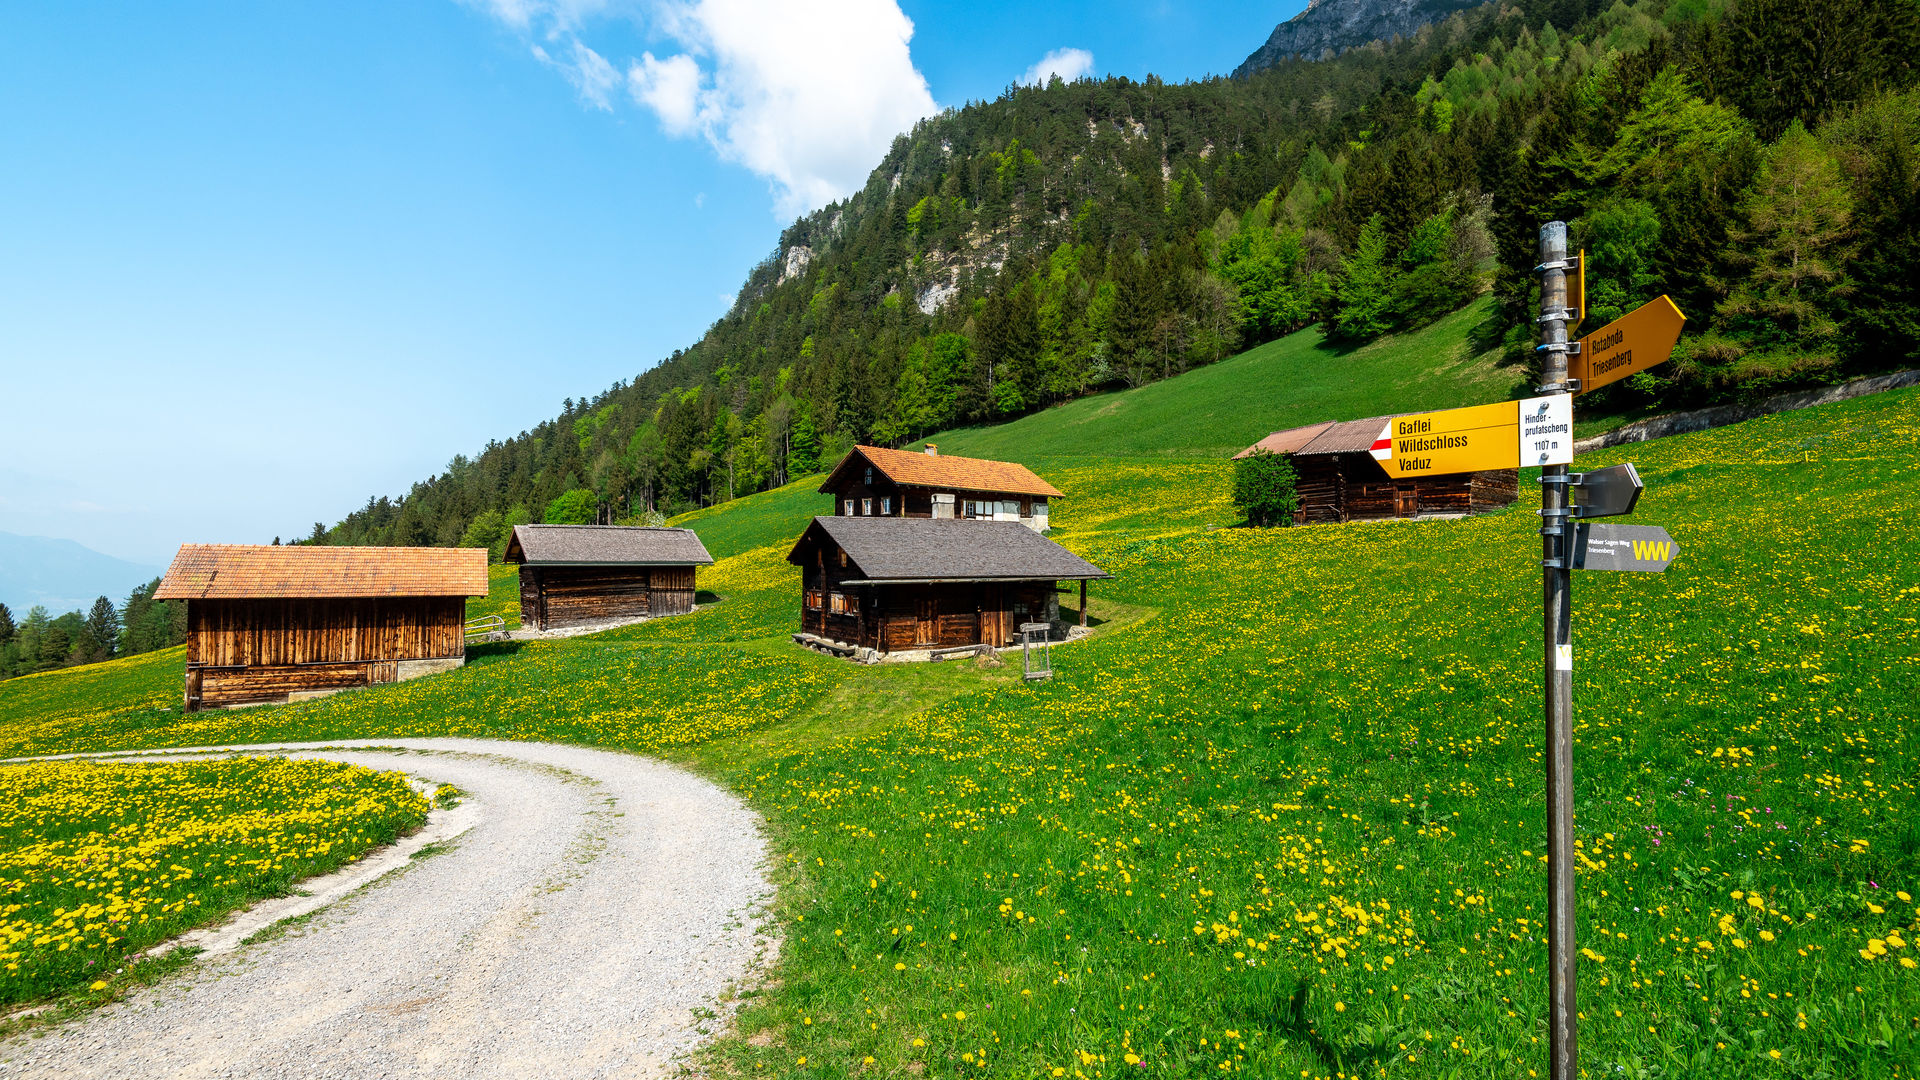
[0,532,163,617]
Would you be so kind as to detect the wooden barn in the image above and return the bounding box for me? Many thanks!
[504,525,713,631]
[154,544,488,711]
[819,444,1063,530]
[1236,418,1519,524]
[787,516,1108,654]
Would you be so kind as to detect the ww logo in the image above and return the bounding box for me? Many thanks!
[1571,523,1680,573]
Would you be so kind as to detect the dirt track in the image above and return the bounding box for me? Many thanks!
[0,739,774,1079]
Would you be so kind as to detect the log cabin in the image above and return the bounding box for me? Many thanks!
[786,516,1108,655]
[1235,417,1519,524]
[503,524,713,630]
[154,544,488,711]
[818,445,1064,530]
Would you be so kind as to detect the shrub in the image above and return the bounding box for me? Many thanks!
[1232,450,1300,527]
[543,489,597,525]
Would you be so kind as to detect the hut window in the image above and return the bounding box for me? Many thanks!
[804,589,823,611]
[865,466,874,485]
[829,592,855,614]
[862,498,872,515]
[843,499,854,516]
[880,496,892,515]
[838,550,848,568]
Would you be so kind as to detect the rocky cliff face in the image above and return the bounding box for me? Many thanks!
[1234,0,1488,74]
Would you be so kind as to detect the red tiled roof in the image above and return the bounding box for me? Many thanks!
[154,544,489,599]
[822,445,1064,498]
[1232,422,1337,459]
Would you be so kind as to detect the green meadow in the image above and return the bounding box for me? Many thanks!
[909,297,1522,461]
[1,333,1916,1075]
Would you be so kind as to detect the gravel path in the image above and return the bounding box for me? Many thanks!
[0,739,775,1079]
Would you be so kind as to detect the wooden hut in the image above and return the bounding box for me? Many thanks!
[786,516,1108,654]
[154,544,488,711]
[503,525,714,631]
[1237,418,1519,524]
[818,445,1064,530]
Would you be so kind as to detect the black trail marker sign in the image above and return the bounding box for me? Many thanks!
[1570,523,1680,571]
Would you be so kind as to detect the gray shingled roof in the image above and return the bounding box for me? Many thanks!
[504,525,714,566]
[788,517,1108,582]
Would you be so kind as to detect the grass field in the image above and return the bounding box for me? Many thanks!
[911,297,1522,461]
[0,373,1915,1073]
[0,755,426,1009]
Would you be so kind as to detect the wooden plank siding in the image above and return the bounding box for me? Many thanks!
[183,596,464,710]
[187,597,464,666]
[1293,454,1518,524]
[800,546,1058,654]
[518,565,699,630]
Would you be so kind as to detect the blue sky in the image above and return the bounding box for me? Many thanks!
[0,1,1293,568]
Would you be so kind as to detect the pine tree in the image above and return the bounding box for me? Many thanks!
[85,597,119,662]
[1333,214,1397,340]
[0,602,13,644]
[1718,122,1855,349]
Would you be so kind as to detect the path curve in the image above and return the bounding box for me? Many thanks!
[0,739,775,1079]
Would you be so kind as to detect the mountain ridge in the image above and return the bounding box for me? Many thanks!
[0,532,164,615]
[1234,0,1493,75]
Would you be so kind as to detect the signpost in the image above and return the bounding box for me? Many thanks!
[1369,395,1572,477]
[1570,523,1680,572]
[1532,223,1683,1080]
[1572,462,1643,519]
[1572,295,1686,395]
[1348,222,1687,1079]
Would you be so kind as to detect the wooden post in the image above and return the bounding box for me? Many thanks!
[1079,580,1088,627]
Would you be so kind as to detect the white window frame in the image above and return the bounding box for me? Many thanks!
[880,496,892,515]
[862,498,873,515]
[844,499,855,516]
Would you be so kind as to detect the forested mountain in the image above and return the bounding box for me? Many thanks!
[1235,0,1491,75]
[310,0,1919,556]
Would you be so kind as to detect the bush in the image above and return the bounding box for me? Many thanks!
[543,489,598,525]
[1232,450,1300,527]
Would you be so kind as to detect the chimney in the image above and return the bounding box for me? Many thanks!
[924,444,938,456]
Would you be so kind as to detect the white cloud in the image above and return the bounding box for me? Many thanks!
[629,0,939,217]
[533,38,621,110]
[462,0,939,219]
[629,50,704,134]
[1021,47,1094,87]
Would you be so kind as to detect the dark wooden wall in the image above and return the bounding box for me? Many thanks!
[520,565,699,630]
[1293,455,1518,524]
[798,531,1056,652]
[188,597,463,666]
[185,597,463,710]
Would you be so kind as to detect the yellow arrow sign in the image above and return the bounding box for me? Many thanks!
[1372,395,1572,478]
[1574,295,1685,395]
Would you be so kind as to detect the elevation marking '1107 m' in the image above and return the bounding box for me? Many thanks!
[1369,395,1572,477]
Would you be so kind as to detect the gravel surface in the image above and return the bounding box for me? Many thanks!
[0,739,775,1079]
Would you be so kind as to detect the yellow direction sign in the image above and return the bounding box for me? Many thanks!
[1371,395,1572,478]
[1575,295,1685,394]
[1571,249,1586,333]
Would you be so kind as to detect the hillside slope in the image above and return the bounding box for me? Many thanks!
[912,294,1515,460]
[312,0,1919,552]
[4,387,1916,1074]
